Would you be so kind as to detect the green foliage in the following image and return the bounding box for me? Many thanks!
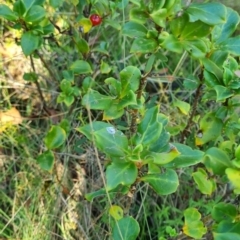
[2,0,240,239]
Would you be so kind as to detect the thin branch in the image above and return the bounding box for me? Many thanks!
[30,55,51,116]
[180,69,204,143]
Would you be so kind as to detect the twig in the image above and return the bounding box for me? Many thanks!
[30,55,51,116]
[180,69,204,142]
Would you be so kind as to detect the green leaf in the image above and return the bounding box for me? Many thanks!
[94,126,129,157]
[186,3,226,25]
[77,121,112,140]
[216,221,240,235]
[120,66,141,96]
[202,57,224,81]
[141,169,179,195]
[13,0,26,17]
[219,36,240,56]
[23,72,38,82]
[203,147,232,175]
[118,90,137,108]
[150,8,168,27]
[214,85,233,102]
[130,8,148,24]
[74,37,89,54]
[225,168,240,194]
[183,208,207,239]
[100,60,111,74]
[183,39,209,58]
[192,168,215,195]
[22,0,45,10]
[49,0,64,8]
[122,21,147,38]
[212,203,237,223]
[106,162,137,190]
[105,77,121,96]
[44,126,66,149]
[213,232,240,240]
[0,4,18,21]
[113,217,140,240]
[85,188,106,201]
[161,35,183,54]
[25,5,46,23]
[149,146,180,165]
[130,38,158,54]
[109,205,123,220]
[214,232,240,240]
[36,150,54,171]
[165,143,204,168]
[82,90,114,110]
[21,32,40,56]
[182,21,212,39]
[173,98,190,115]
[212,8,240,44]
[103,101,124,120]
[195,113,223,146]
[70,60,92,74]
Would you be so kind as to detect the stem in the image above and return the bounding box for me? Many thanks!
[180,69,204,143]
[129,74,148,134]
[30,55,51,116]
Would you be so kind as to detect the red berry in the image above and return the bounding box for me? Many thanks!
[90,14,102,26]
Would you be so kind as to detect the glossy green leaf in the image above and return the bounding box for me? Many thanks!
[13,0,26,16]
[36,150,54,171]
[214,232,240,240]
[183,39,209,58]
[25,5,46,23]
[195,113,223,146]
[225,168,240,194]
[203,70,219,88]
[122,21,147,38]
[215,221,240,235]
[0,4,18,21]
[76,121,112,140]
[49,0,64,8]
[212,203,237,223]
[100,61,111,74]
[170,13,188,38]
[105,77,121,96]
[192,168,215,195]
[70,60,92,74]
[161,35,183,54]
[165,143,204,168]
[214,85,233,102]
[94,126,129,157]
[173,98,190,115]
[44,126,66,149]
[183,208,207,239]
[106,162,137,190]
[141,169,179,195]
[131,38,158,54]
[212,8,240,44]
[118,90,137,108]
[120,66,141,96]
[21,31,40,56]
[109,205,123,220]
[150,146,180,165]
[203,147,232,175]
[22,0,45,10]
[103,101,124,120]
[186,3,226,25]
[74,37,89,54]
[23,72,38,82]
[219,36,240,56]
[113,217,140,240]
[82,90,114,110]
[130,8,148,24]
[202,58,223,81]
[180,20,212,40]
[85,188,106,201]
[145,54,156,74]
[150,8,167,27]
[104,19,121,30]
